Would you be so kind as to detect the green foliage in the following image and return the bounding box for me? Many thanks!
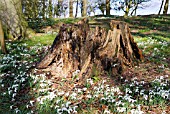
[28,18,56,32]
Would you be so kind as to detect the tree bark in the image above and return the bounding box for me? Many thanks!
[37,19,143,79]
[158,0,164,15]
[49,0,53,18]
[42,0,46,19]
[82,0,87,17]
[124,0,132,17]
[163,0,169,14]
[106,0,110,15]
[75,0,79,18]
[0,20,7,54]
[69,0,73,17]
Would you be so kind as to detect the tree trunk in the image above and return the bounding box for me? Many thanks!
[106,0,110,15]
[82,0,87,17]
[49,0,53,18]
[69,0,73,17]
[124,0,132,17]
[158,0,164,15]
[0,20,8,54]
[37,19,143,79]
[42,0,46,19]
[75,0,79,18]
[163,0,169,14]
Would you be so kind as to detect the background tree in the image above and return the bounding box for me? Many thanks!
[48,0,53,18]
[163,0,169,14]
[69,0,73,17]
[114,0,151,16]
[11,0,28,39]
[0,20,7,54]
[75,0,79,17]
[82,0,87,17]
[98,0,106,15]
[106,0,111,15]
[158,0,164,15]
[0,0,28,40]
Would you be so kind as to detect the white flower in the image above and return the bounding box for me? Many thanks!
[131,109,144,114]
[143,94,148,100]
[62,107,68,112]
[104,109,111,114]
[12,84,19,89]
[49,92,56,100]
[12,93,17,98]
[87,78,94,85]
[10,105,13,109]
[15,108,20,113]
[86,94,92,98]
[55,105,59,109]
[77,88,82,93]
[1,84,4,87]
[117,107,126,113]
[58,91,65,96]
[102,80,106,84]
[30,100,34,106]
[82,87,87,91]
[162,110,166,114]
[65,101,71,107]
[70,93,77,100]
[160,76,164,80]
[65,92,70,96]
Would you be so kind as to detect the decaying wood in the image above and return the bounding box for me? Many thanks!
[37,18,143,79]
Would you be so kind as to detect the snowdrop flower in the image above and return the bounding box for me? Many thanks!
[160,76,164,80]
[30,100,34,106]
[72,70,80,76]
[101,97,106,101]
[65,92,70,97]
[55,105,59,109]
[12,84,19,89]
[126,88,132,94]
[1,84,4,87]
[86,94,92,98]
[8,90,12,95]
[77,88,82,93]
[39,83,47,88]
[161,90,169,99]
[65,101,71,107]
[82,87,87,91]
[62,107,68,112]
[70,93,77,100]
[117,107,126,113]
[102,80,106,84]
[73,106,78,113]
[162,110,166,114]
[15,108,20,113]
[58,91,65,96]
[143,94,148,100]
[49,92,56,100]
[12,93,17,98]
[104,109,111,114]
[10,105,13,109]
[87,78,94,85]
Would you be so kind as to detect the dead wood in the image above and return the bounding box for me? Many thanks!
[37,18,143,79]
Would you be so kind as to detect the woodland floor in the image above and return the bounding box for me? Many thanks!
[0,14,170,114]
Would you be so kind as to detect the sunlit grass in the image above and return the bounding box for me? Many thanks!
[20,34,56,47]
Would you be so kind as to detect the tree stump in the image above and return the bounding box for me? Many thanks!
[37,19,143,78]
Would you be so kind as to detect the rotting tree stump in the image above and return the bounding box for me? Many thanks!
[37,18,143,79]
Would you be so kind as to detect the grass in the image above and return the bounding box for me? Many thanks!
[0,14,170,114]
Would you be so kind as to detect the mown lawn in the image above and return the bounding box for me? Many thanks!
[0,15,169,114]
